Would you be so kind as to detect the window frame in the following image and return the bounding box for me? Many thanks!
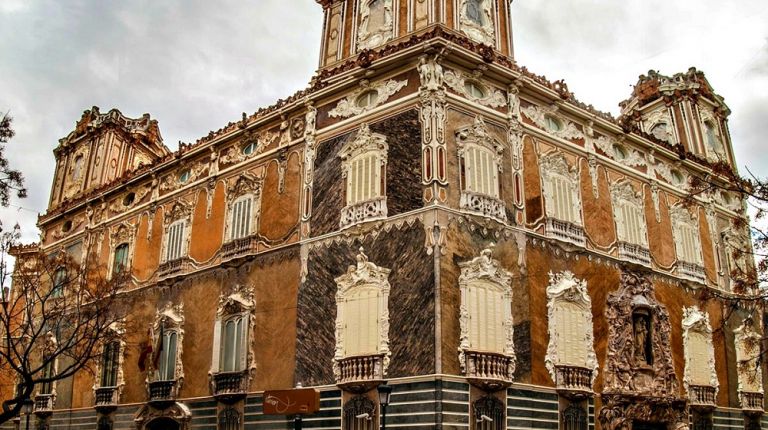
[211,286,255,377]
[540,153,583,226]
[338,124,389,228]
[164,220,187,263]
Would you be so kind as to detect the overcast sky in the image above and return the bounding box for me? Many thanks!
[1,0,766,243]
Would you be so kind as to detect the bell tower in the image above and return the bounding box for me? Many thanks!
[316,0,515,69]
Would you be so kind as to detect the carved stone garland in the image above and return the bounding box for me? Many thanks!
[544,271,598,389]
[456,116,507,222]
[590,135,647,168]
[208,284,257,393]
[159,163,206,192]
[458,0,495,46]
[333,248,392,381]
[599,271,686,430]
[457,247,515,377]
[356,0,394,51]
[219,128,278,165]
[223,173,263,241]
[443,69,506,108]
[329,79,408,119]
[681,306,718,398]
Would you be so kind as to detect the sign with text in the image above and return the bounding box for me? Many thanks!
[262,388,321,416]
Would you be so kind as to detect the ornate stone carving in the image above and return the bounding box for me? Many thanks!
[443,69,506,108]
[734,318,764,397]
[539,152,582,227]
[148,303,185,388]
[456,116,506,222]
[682,306,718,399]
[93,322,127,401]
[545,271,597,389]
[642,108,674,143]
[458,0,495,46]
[134,402,191,430]
[603,271,679,396]
[159,163,206,193]
[333,248,392,381]
[599,394,688,430]
[219,129,278,165]
[356,0,394,50]
[418,55,444,92]
[654,162,688,188]
[329,78,408,118]
[419,55,447,190]
[209,284,257,393]
[521,105,584,140]
[593,135,647,168]
[457,246,515,377]
[108,185,151,213]
[339,125,389,228]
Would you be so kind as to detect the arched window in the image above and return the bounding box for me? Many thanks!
[357,0,393,50]
[342,396,375,430]
[100,341,121,387]
[218,408,240,430]
[472,396,504,430]
[562,404,587,430]
[466,0,484,25]
[112,243,129,276]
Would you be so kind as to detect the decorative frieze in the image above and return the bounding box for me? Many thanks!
[329,79,408,118]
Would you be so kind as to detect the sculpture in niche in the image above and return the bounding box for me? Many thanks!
[603,271,678,395]
[545,271,598,389]
[357,0,394,51]
[599,271,686,430]
[459,0,495,46]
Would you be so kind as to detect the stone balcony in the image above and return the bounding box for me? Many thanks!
[336,353,385,393]
[147,380,179,406]
[221,235,258,262]
[212,371,249,403]
[464,350,514,391]
[740,391,764,413]
[545,218,586,247]
[688,385,717,410]
[157,257,191,280]
[677,261,706,284]
[33,394,54,416]
[93,386,119,412]
[460,191,507,222]
[340,197,387,229]
[554,365,594,399]
[618,242,651,266]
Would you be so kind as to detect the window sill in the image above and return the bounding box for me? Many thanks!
[33,394,54,416]
[340,197,387,229]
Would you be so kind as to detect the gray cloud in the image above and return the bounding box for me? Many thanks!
[0,1,766,243]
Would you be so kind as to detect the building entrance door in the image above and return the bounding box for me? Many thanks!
[146,417,180,430]
[633,421,666,430]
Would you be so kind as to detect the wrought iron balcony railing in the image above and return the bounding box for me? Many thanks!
[94,386,119,411]
[221,235,258,261]
[148,380,178,405]
[212,371,248,401]
[545,218,586,247]
[33,394,54,414]
[554,365,594,397]
[340,197,387,229]
[740,391,764,411]
[158,257,191,279]
[688,385,717,407]
[460,191,507,222]
[618,242,652,266]
[464,350,514,391]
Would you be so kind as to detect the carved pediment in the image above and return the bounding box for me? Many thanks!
[226,173,263,205]
[458,246,512,288]
[163,200,193,226]
[334,248,391,296]
[603,271,679,397]
[456,116,504,158]
[339,124,389,167]
[216,284,255,317]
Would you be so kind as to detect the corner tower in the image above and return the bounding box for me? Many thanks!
[316,0,514,68]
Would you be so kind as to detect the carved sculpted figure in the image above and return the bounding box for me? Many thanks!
[633,314,650,365]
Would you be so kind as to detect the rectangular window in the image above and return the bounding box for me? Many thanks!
[346,154,381,206]
[220,317,247,372]
[40,358,54,395]
[463,146,499,198]
[157,332,178,381]
[52,268,67,298]
[616,202,647,246]
[165,222,185,262]
[677,224,702,265]
[467,283,505,353]
[112,244,129,276]
[230,198,252,240]
[342,289,380,356]
[549,175,579,224]
[100,342,120,387]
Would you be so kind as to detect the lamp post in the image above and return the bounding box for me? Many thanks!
[377,383,392,430]
[22,398,33,430]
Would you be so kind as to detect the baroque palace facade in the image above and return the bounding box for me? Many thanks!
[5,1,767,430]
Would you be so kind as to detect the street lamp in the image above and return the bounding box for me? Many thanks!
[377,383,392,430]
[22,398,33,430]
